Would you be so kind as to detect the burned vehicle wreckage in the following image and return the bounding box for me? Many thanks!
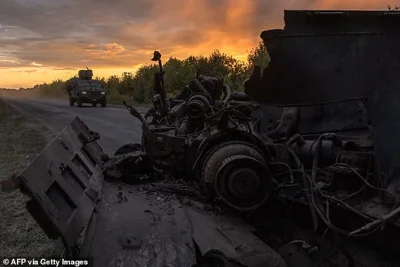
[3,10,400,267]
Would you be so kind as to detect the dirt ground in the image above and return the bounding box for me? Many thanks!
[0,99,57,257]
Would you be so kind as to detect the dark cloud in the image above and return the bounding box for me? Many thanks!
[0,0,286,69]
[0,0,393,73]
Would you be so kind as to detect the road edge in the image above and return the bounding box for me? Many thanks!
[2,98,59,138]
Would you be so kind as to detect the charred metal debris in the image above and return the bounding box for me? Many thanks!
[102,49,400,264]
[3,10,400,267]
[104,50,271,211]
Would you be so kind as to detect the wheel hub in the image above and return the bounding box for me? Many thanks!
[228,168,260,199]
[215,155,272,211]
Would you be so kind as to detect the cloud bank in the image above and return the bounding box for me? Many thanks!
[0,0,394,87]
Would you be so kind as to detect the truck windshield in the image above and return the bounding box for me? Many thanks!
[78,82,103,90]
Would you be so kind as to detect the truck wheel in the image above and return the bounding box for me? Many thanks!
[77,97,83,107]
[92,103,97,107]
[101,98,107,107]
[69,98,74,106]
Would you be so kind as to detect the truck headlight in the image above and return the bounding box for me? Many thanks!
[101,92,105,95]
[82,91,87,95]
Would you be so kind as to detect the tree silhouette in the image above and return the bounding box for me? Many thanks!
[388,4,400,11]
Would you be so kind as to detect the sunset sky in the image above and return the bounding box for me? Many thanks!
[0,0,395,88]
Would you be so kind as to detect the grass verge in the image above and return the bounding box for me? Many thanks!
[0,98,56,257]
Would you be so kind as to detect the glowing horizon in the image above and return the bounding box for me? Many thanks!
[0,0,396,89]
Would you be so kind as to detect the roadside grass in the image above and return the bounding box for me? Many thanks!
[0,99,56,257]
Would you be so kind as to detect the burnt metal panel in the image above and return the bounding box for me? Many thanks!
[245,10,400,185]
[18,117,105,251]
[247,32,400,105]
[258,99,370,135]
[187,208,287,267]
[89,186,197,267]
[245,10,400,106]
[297,99,369,134]
[284,10,400,33]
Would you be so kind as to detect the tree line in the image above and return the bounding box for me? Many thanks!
[29,42,269,105]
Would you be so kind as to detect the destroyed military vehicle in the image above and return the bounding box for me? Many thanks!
[66,69,107,107]
[3,10,400,267]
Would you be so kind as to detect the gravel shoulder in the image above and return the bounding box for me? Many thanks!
[0,98,57,257]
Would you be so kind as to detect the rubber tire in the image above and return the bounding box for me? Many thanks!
[101,98,107,108]
[69,98,74,106]
[114,143,141,156]
[92,103,97,107]
[77,97,83,107]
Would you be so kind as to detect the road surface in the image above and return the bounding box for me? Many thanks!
[3,97,201,266]
[4,97,147,154]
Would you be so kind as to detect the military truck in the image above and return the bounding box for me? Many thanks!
[66,69,107,107]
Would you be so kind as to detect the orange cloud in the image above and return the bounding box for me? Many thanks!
[0,0,398,88]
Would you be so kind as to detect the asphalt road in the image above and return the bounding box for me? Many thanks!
[4,96,198,265]
[4,97,148,154]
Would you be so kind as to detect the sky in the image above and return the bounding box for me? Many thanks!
[0,0,396,89]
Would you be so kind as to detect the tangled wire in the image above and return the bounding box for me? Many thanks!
[274,133,400,238]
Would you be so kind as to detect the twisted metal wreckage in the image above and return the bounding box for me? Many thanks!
[3,10,400,267]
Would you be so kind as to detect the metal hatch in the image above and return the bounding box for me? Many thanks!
[16,117,105,255]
